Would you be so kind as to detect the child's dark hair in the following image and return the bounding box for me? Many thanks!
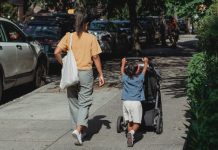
[125,62,138,78]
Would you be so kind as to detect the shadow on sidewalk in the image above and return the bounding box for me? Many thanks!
[157,56,189,98]
[161,75,187,98]
[85,115,111,141]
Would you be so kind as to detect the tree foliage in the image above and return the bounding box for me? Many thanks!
[165,0,214,19]
[186,1,218,149]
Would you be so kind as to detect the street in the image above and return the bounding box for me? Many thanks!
[0,34,197,150]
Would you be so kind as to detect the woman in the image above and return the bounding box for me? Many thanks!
[54,9,105,146]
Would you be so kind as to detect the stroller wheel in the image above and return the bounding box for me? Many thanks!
[117,116,124,133]
[156,116,163,134]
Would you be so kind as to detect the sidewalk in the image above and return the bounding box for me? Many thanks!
[0,76,188,150]
[0,81,121,150]
[0,35,195,150]
[0,81,187,150]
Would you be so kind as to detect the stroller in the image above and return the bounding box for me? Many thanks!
[117,57,163,134]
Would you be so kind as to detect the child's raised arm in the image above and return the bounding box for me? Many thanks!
[121,58,126,75]
[142,57,148,74]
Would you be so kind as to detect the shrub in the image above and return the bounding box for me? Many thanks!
[186,2,218,149]
[186,52,218,150]
[197,2,218,53]
[187,52,206,102]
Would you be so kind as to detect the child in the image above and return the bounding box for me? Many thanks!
[121,57,148,147]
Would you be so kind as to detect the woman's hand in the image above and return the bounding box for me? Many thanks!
[92,54,104,87]
[98,75,105,87]
[54,47,63,65]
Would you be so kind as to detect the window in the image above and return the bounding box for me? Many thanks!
[0,24,6,42]
[2,22,25,42]
[23,25,61,40]
[89,22,107,30]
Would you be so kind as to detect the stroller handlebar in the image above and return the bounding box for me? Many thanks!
[124,57,161,79]
[125,57,143,61]
[125,57,157,66]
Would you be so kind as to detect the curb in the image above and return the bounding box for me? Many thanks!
[0,82,55,109]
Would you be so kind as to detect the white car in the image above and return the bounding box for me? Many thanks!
[0,17,49,103]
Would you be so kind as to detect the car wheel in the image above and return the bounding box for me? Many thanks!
[0,75,3,103]
[34,62,46,89]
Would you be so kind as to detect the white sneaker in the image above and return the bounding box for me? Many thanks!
[127,132,134,147]
[72,130,82,146]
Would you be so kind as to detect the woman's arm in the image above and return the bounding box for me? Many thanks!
[54,47,63,65]
[92,55,105,87]
[121,58,126,75]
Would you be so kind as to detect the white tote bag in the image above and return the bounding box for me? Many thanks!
[60,33,79,89]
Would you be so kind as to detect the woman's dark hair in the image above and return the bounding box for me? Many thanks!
[125,62,138,78]
[74,9,90,36]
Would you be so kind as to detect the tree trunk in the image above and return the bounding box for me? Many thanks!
[18,4,24,21]
[127,0,141,55]
[76,0,85,8]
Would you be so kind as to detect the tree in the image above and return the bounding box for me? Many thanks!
[0,1,7,17]
[165,0,214,19]
[0,2,17,20]
[164,0,214,33]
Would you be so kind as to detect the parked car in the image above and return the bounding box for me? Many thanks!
[88,20,115,54]
[23,13,74,65]
[88,20,130,56]
[0,17,49,103]
[111,20,131,45]
[111,20,131,34]
[112,20,149,49]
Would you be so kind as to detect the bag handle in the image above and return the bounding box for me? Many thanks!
[69,32,72,51]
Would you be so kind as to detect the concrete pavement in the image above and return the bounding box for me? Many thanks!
[0,82,121,150]
[0,34,196,150]
[0,82,187,150]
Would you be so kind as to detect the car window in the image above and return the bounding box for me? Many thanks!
[23,25,61,40]
[89,22,107,30]
[0,24,6,42]
[2,22,25,42]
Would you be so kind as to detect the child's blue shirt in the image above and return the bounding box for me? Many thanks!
[121,73,145,101]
